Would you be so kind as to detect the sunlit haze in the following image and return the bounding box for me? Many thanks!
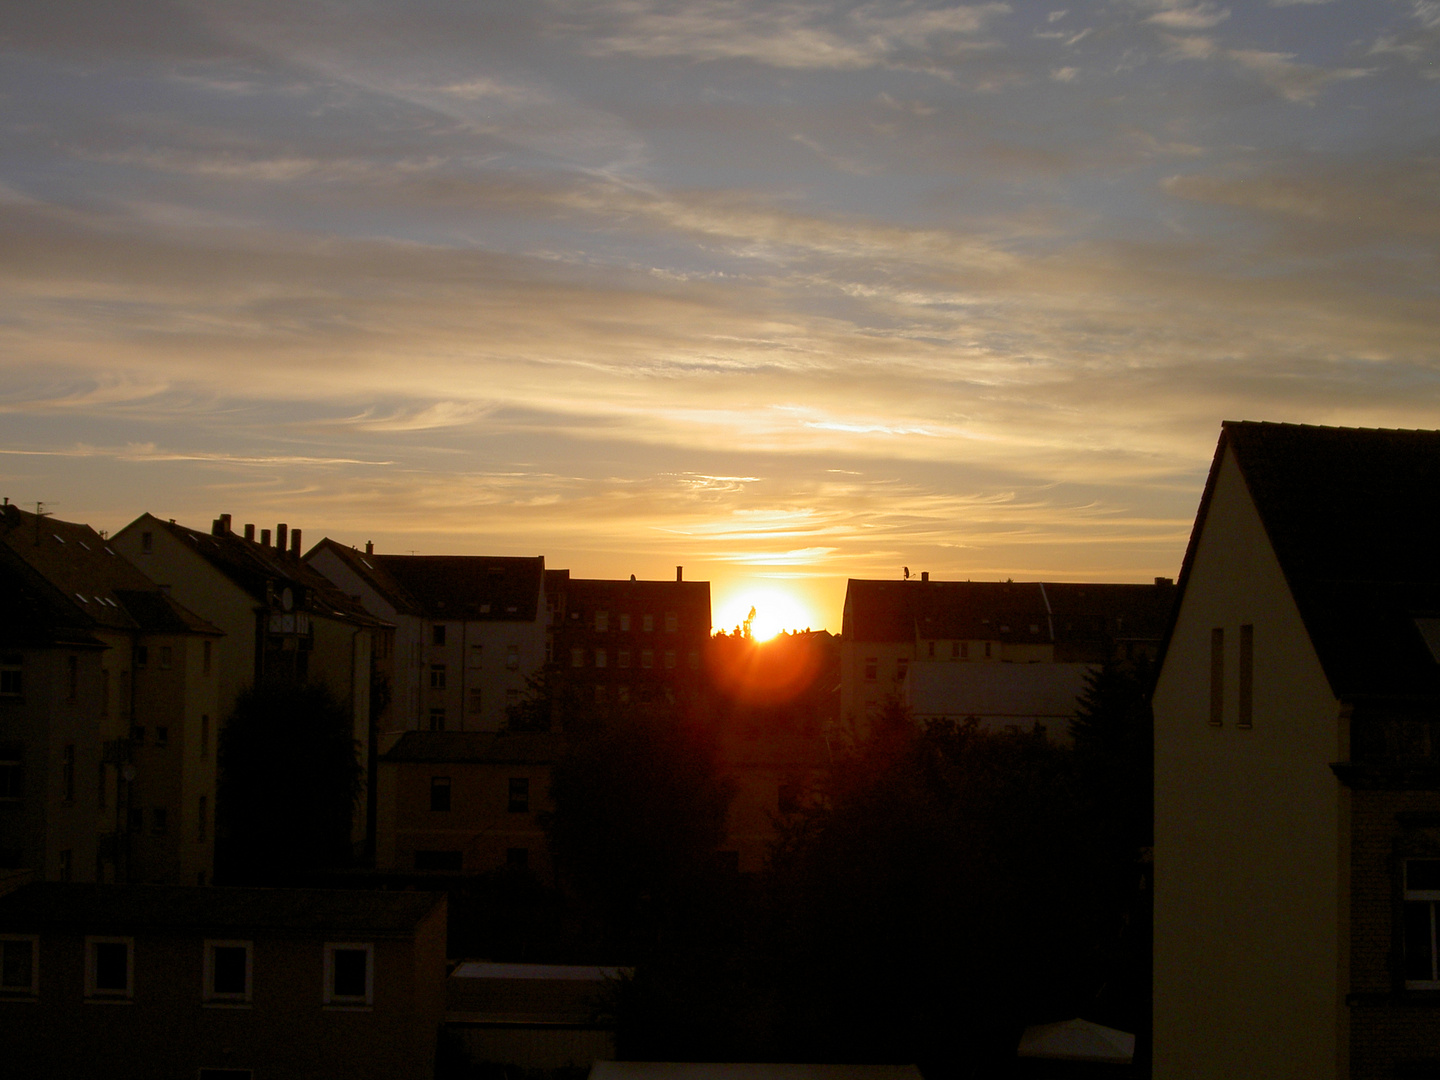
[3,1,1438,631]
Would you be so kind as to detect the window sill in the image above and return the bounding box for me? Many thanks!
[202,1000,253,1009]
[322,1003,373,1012]
[84,996,134,1004]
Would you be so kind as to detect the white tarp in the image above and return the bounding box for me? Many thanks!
[1016,1018,1135,1064]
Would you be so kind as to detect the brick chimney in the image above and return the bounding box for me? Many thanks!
[276,523,288,553]
[676,566,683,582]
[260,529,271,548]
[244,523,255,542]
[365,541,374,555]
[290,528,301,555]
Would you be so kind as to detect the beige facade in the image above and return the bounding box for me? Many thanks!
[1153,442,1349,1079]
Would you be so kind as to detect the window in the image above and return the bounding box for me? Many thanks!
[1238,623,1254,728]
[641,650,653,669]
[203,940,252,1004]
[1209,627,1225,726]
[642,614,654,633]
[414,850,462,871]
[595,610,608,632]
[201,714,210,757]
[468,644,483,668]
[198,795,208,842]
[864,658,877,681]
[984,641,993,659]
[960,641,969,659]
[506,688,520,708]
[62,744,75,803]
[86,936,133,999]
[428,708,446,732]
[507,847,529,869]
[0,654,20,697]
[618,649,631,669]
[159,645,172,670]
[429,664,446,689]
[0,752,19,801]
[595,648,607,669]
[505,645,519,670]
[135,645,148,668]
[595,684,608,705]
[617,685,630,704]
[571,648,585,668]
[128,807,143,832]
[152,807,168,835]
[928,640,935,658]
[688,650,699,670]
[0,936,37,997]
[323,943,373,1006]
[665,612,677,633]
[1406,860,1440,988]
[155,726,168,747]
[131,724,145,745]
[432,623,446,646]
[664,650,676,670]
[619,614,631,632]
[468,688,483,714]
[508,777,529,813]
[203,640,211,675]
[895,658,909,682]
[141,531,153,553]
[430,776,451,812]
[59,849,71,882]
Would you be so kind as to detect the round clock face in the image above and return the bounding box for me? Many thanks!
[281,586,294,612]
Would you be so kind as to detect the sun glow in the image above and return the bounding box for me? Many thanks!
[714,587,820,641]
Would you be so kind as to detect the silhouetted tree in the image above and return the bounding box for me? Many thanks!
[217,676,362,884]
[542,716,734,954]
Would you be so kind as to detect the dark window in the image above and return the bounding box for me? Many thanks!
[131,725,145,744]
[507,847,529,869]
[1,655,21,697]
[468,688,483,714]
[414,850,462,871]
[1210,627,1225,726]
[779,783,802,815]
[159,645,172,669]
[62,744,74,803]
[155,726,168,747]
[206,941,250,1001]
[329,947,369,1001]
[864,658,877,681]
[135,645,148,668]
[201,714,210,756]
[1406,860,1440,987]
[0,937,36,995]
[432,624,446,646]
[665,612,677,633]
[89,939,130,995]
[140,531,153,553]
[429,708,445,732]
[153,807,168,835]
[429,664,446,689]
[896,658,908,682]
[0,756,19,800]
[198,795,207,842]
[508,777,529,813]
[430,776,451,812]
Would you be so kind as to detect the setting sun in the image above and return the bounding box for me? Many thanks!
[714,587,820,640]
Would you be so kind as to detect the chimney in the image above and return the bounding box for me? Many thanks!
[1155,576,1173,587]
[260,529,271,548]
[244,523,255,542]
[365,541,373,555]
[276,523,288,553]
[220,513,232,534]
[676,566,683,582]
[291,528,302,555]
[211,518,224,536]
[921,571,929,582]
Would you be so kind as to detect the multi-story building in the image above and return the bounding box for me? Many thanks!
[305,541,547,737]
[547,568,711,725]
[840,576,1174,734]
[375,731,558,875]
[0,504,221,885]
[1154,422,1440,1080]
[111,513,388,856]
[0,877,447,1079]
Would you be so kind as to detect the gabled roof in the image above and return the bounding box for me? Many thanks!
[126,514,383,627]
[0,882,444,935]
[305,537,426,617]
[843,578,1174,651]
[382,730,561,765]
[1177,422,1440,703]
[0,507,219,638]
[366,554,545,622]
[0,545,107,650]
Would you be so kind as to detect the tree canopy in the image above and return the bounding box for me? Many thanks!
[217,676,363,884]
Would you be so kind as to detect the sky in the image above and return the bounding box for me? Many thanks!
[2,0,1438,633]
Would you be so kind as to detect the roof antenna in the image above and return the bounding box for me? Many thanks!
[35,501,52,546]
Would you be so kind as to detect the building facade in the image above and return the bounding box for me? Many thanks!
[1153,422,1440,1080]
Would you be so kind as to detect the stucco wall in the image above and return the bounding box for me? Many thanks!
[1153,444,1349,1080]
